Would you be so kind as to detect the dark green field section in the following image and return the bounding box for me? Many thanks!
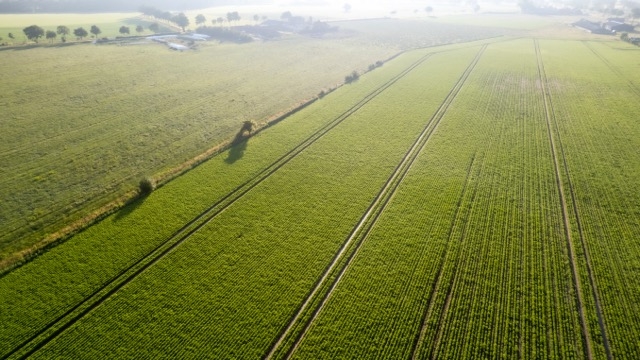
[1,38,640,359]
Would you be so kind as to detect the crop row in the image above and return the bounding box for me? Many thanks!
[289,39,587,359]
[266,43,488,360]
[539,39,640,358]
[18,46,488,358]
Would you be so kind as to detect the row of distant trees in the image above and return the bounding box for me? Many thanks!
[19,23,162,44]
[141,6,269,32]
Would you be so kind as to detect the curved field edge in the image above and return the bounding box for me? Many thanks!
[18,46,485,358]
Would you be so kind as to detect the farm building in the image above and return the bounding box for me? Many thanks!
[571,19,612,35]
[604,20,635,33]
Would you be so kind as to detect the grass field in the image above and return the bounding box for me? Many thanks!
[0,15,509,266]
[2,27,640,358]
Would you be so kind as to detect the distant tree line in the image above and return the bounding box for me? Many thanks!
[140,6,190,31]
[13,21,162,45]
[0,0,234,13]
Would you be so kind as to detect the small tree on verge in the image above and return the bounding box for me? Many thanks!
[23,25,45,43]
[119,26,130,35]
[136,25,144,34]
[74,27,88,40]
[90,25,101,38]
[46,30,57,43]
[227,11,241,23]
[196,14,206,26]
[173,13,190,31]
[56,25,70,37]
[241,120,255,134]
[139,178,155,196]
[57,25,69,42]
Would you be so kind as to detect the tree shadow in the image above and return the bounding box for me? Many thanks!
[114,193,146,222]
[225,132,249,164]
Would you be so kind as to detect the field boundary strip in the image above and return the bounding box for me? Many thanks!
[265,44,488,360]
[534,39,612,360]
[2,51,437,360]
[581,40,640,98]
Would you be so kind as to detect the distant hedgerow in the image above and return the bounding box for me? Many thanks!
[345,70,360,84]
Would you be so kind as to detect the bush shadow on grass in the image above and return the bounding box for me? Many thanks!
[225,132,249,164]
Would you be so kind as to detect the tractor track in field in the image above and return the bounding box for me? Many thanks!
[582,41,640,98]
[535,39,611,360]
[265,44,487,360]
[409,152,479,360]
[2,52,435,360]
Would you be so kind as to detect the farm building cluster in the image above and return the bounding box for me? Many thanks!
[572,18,635,35]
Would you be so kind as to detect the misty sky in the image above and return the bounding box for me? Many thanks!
[198,0,520,20]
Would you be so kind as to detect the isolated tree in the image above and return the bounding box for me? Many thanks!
[139,177,155,196]
[217,17,225,26]
[8,32,14,40]
[227,11,241,23]
[195,14,206,26]
[425,6,433,13]
[74,27,88,40]
[240,120,255,134]
[136,25,144,34]
[23,25,45,43]
[173,12,189,31]
[149,23,160,33]
[46,30,56,43]
[119,26,130,35]
[254,14,260,23]
[344,3,352,12]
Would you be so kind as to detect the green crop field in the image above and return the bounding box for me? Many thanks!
[1,14,640,359]
[0,15,508,265]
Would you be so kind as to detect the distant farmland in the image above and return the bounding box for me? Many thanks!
[0,17,507,264]
[1,34,640,358]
